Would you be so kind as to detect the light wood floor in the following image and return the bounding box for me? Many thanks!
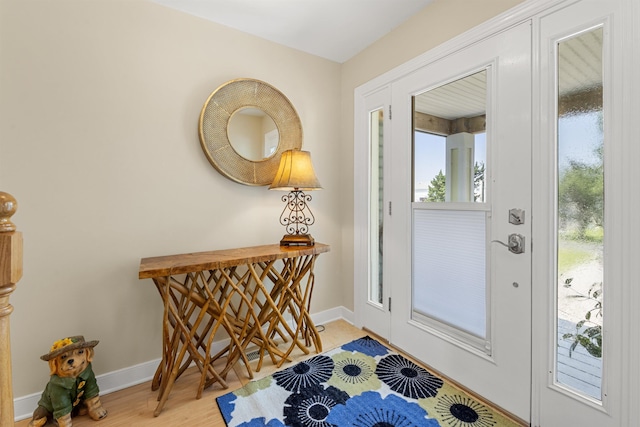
[15,320,525,426]
[15,320,368,427]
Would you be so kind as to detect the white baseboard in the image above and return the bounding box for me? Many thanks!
[14,306,354,421]
[311,305,354,326]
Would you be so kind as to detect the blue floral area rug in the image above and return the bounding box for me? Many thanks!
[217,336,520,427]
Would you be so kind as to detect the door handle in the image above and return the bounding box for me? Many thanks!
[492,234,525,254]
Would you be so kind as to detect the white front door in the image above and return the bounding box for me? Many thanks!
[354,1,635,425]
[387,21,532,421]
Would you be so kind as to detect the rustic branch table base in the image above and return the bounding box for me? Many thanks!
[139,243,329,416]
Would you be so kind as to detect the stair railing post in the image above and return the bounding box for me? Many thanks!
[0,192,23,426]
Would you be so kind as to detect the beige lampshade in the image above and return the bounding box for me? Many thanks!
[269,149,322,191]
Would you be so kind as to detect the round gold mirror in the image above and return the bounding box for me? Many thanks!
[198,78,302,186]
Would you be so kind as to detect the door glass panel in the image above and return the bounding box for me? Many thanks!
[556,27,604,401]
[413,209,487,338]
[414,70,486,203]
[370,108,384,306]
[411,69,490,353]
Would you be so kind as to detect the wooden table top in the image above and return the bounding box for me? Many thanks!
[139,243,330,279]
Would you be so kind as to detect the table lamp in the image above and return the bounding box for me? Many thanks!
[269,149,322,246]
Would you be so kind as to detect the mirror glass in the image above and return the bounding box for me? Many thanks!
[228,107,279,161]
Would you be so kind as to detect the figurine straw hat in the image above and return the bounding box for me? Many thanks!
[40,335,99,361]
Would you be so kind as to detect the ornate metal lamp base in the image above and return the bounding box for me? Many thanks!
[280,234,315,247]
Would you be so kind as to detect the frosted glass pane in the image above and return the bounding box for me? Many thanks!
[413,209,486,338]
[369,109,384,305]
[556,27,603,400]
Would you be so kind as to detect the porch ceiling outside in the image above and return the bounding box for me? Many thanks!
[414,29,603,121]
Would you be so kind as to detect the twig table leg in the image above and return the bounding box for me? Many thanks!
[138,243,330,417]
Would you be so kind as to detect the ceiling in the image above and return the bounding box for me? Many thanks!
[149,0,434,63]
[150,0,602,119]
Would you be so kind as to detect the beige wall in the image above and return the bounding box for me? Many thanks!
[0,0,522,400]
[338,0,523,312]
[0,0,341,397]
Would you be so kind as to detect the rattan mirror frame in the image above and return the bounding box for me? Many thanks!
[198,78,303,186]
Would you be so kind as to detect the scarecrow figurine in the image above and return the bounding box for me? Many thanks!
[28,336,107,427]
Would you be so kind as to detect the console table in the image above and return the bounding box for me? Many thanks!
[138,243,330,416]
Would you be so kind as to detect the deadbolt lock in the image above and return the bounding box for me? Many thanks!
[509,208,525,225]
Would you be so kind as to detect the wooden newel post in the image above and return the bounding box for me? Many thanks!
[0,192,23,426]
